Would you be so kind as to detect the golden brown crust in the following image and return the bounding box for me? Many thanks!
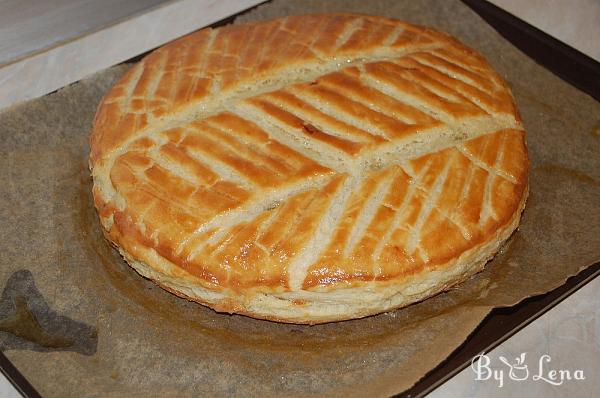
[89,14,528,323]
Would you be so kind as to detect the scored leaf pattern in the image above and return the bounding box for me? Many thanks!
[92,15,527,292]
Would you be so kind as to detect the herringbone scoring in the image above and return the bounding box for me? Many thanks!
[90,14,528,323]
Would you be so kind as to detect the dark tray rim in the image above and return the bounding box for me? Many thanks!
[401,261,600,397]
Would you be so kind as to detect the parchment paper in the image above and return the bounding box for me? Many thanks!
[1,0,599,396]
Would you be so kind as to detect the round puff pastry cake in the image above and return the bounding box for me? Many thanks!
[90,14,528,324]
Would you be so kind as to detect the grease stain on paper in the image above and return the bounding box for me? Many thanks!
[591,121,600,138]
[0,270,97,355]
[534,163,599,186]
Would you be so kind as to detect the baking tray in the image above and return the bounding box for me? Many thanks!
[1,1,599,396]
